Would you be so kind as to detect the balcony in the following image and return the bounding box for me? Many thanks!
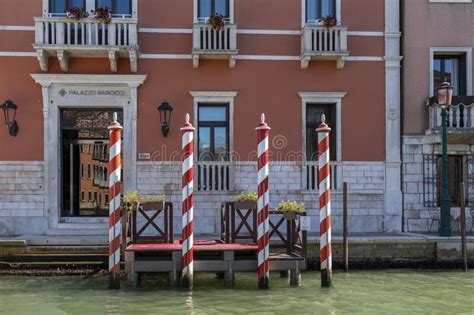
[196,161,232,192]
[300,24,349,69]
[192,23,238,69]
[427,96,474,143]
[33,17,139,72]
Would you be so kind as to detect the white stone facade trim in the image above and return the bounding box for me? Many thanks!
[428,47,473,96]
[190,91,238,162]
[30,74,146,233]
[384,0,403,233]
[298,92,346,162]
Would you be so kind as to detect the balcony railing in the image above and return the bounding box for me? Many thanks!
[34,17,139,72]
[192,23,238,69]
[196,161,232,192]
[427,97,474,137]
[301,24,349,69]
[303,161,341,191]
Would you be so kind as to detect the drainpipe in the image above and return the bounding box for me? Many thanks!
[400,0,406,232]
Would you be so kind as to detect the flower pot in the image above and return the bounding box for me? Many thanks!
[233,200,257,210]
[282,211,296,221]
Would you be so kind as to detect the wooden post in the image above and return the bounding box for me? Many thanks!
[343,182,349,273]
[460,182,468,272]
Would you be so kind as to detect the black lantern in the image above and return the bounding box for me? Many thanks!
[1,100,19,137]
[157,101,174,137]
[437,80,453,109]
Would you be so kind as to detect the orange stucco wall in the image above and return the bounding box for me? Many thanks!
[0,0,387,162]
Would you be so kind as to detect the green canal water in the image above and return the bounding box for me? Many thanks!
[0,270,473,314]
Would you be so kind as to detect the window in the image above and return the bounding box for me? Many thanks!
[81,163,84,178]
[96,0,132,17]
[88,191,92,201]
[50,0,85,14]
[306,0,336,23]
[306,104,337,161]
[198,105,229,161]
[81,191,85,201]
[433,54,467,96]
[87,164,91,179]
[198,0,229,21]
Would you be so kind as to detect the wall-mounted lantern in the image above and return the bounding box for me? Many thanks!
[1,100,19,137]
[157,101,174,137]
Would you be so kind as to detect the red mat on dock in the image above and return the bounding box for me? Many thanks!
[127,241,258,252]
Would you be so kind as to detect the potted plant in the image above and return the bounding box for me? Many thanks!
[233,191,258,209]
[318,15,337,28]
[65,7,88,20]
[277,201,306,220]
[122,191,142,212]
[207,13,226,31]
[140,194,166,211]
[92,6,112,24]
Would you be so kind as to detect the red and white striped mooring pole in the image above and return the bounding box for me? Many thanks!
[317,114,333,287]
[108,112,123,289]
[181,113,195,289]
[256,113,271,289]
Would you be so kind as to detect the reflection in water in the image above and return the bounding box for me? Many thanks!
[185,291,195,315]
[0,271,473,314]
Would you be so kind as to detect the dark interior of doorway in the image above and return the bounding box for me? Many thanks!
[60,109,123,217]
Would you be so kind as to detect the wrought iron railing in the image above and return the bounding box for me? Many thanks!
[422,154,473,207]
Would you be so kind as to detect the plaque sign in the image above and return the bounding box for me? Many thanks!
[300,216,311,231]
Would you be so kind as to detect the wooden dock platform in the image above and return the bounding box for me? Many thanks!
[123,202,307,288]
[125,240,305,288]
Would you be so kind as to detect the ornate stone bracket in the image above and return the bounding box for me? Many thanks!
[229,55,237,69]
[34,47,140,73]
[57,50,69,72]
[300,55,346,70]
[129,49,138,73]
[192,53,237,69]
[336,57,345,70]
[37,49,49,72]
[109,51,118,72]
[300,56,310,70]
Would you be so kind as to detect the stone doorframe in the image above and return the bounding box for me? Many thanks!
[31,74,146,233]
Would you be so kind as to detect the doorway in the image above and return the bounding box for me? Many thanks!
[60,109,123,217]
